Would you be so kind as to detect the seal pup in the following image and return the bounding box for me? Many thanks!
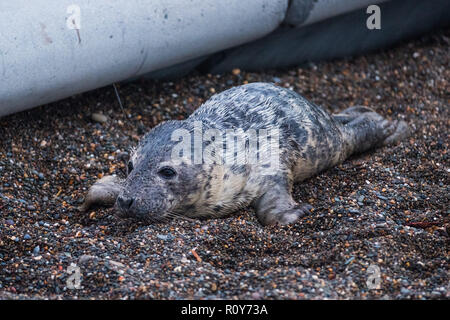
[81,83,409,226]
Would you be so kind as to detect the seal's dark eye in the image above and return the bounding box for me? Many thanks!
[158,166,177,179]
[127,161,134,174]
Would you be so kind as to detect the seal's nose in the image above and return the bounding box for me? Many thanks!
[117,195,134,210]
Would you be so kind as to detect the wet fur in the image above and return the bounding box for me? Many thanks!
[82,83,409,225]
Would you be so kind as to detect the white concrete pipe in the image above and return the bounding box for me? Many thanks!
[0,0,288,117]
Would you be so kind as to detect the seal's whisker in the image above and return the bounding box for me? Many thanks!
[171,211,195,222]
[164,210,196,222]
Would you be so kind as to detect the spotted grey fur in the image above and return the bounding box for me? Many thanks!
[81,83,409,226]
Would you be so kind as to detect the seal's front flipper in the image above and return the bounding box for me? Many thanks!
[79,175,124,211]
[254,186,312,226]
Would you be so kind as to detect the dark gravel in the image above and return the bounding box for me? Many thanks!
[0,29,449,300]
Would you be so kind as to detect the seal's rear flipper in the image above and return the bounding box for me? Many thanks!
[332,106,376,125]
[342,111,410,156]
[383,120,410,146]
[79,175,124,211]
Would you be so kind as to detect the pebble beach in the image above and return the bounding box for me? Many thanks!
[0,29,448,299]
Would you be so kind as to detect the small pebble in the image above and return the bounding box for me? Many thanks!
[91,113,108,123]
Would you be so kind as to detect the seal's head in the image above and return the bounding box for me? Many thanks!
[115,121,203,222]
